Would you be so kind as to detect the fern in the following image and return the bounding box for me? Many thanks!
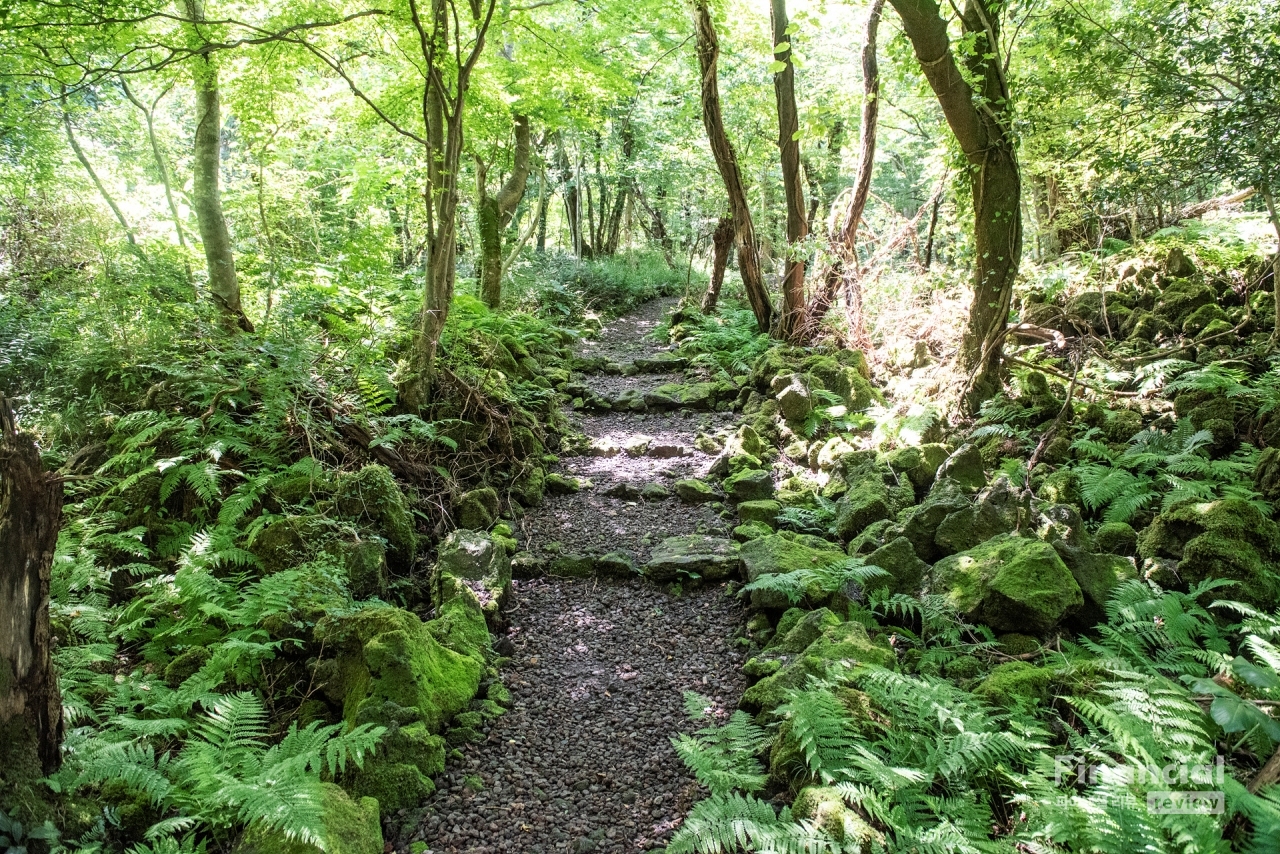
[743,557,887,606]
[666,794,837,854]
[775,689,860,784]
[671,692,770,796]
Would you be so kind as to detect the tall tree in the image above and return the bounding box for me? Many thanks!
[889,0,1021,410]
[769,0,808,340]
[691,0,773,333]
[183,0,253,331]
[477,114,532,308]
[0,395,64,791]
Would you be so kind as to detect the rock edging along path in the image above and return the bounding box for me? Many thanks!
[415,299,749,853]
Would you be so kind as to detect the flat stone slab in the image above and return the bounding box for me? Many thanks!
[643,535,741,583]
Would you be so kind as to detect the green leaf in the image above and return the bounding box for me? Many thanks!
[773,41,791,54]
[1232,656,1280,690]
[768,60,787,74]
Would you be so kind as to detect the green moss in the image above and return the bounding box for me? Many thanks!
[741,622,894,714]
[426,582,492,666]
[1094,521,1138,556]
[801,354,874,412]
[455,487,499,530]
[929,534,1083,633]
[486,681,513,707]
[235,783,383,854]
[724,469,774,502]
[325,539,388,600]
[346,762,434,816]
[766,607,842,653]
[1040,469,1081,507]
[863,536,928,595]
[973,662,1054,708]
[733,521,774,542]
[997,633,1041,656]
[773,607,805,640]
[944,655,982,680]
[511,465,547,507]
[316,606,482,734]
[253,514,333,573]
[1181,302,1227,335]
[334,465,418,570]
[1138,498,1280,609]
[790,786,874,843]
[738,499,782,525]
[545,473,582,495]
[164,646,211,687]
[740,534,845,609]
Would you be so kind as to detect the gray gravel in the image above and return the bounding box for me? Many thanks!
[412,299,748,853]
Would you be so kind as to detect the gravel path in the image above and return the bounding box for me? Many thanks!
[413,298,748,853]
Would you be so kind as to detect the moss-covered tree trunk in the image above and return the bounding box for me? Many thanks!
[1260,183,1280,344]
[183,0,252,331]
[0,394,64,807]
[889,0,1022,411]
[478,114,531,308]
[770,0,809,340]
[692,0,773,333]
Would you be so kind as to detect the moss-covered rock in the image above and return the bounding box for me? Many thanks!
[898,479,971,562]
[741,622,895,714]
[643,535,741,582]
[674,478,719,503]
[511,465,547,507]
[973,662,1054,708]
[326,539,388,600]
[1039,469,1081,507]
[833,484,892,542]
[801,354,874,412]
[1138,498,1280,609]
[928,534,1083,633]
[1155,279,1214,325]
[733,521,773,542]
[935,444,985,492]
[435,529,512,624]
[791,786,877,845]
[593,551,638,578]
[1094,521,1138,556]
[315,607,481,734]
[740,533,846,609]
[766,607,842,653]
[545,473,582,496]
[934,501,1013,557]
[427,581,492,666]
[884,443,949,498]
[234,783,382,854]
[863,536,928,595]
[334,465,417,570]
[724,469,775,503]
[738,499,782,525]
[454,487,499,530]
[253,514,333,574]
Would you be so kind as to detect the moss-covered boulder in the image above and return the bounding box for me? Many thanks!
[934,501,1013,557]
[427,581,492,666]
[791,786,877,845]
[740,533,846,609]
[863,536,928,595]
[801,354,874,412]
[724,469,775,503]
[234,783,382,854]
[741,622,895,714]
[253,514,333,574]
[833,483,892,542]
[454,487,499,530]
[643,535,741,582]
[674,478,719,503]
[928,534,1083,633]
[334,465,417,570]
[315,607,481,734]
[1095,521,1138,556]
[898,479,971,562]
[973,662,1054,708]
[765,607,842,653]
[511,465,547,507]
[1137,498,1280,609]
[936,444,986,493]
[1051,544,1135,625]
[1039,469,1081,507]
[325,539,388,600]
[1155,279,1214,326]
[435,529,512,624]
[884,443,949,498]
[739,499,782,525]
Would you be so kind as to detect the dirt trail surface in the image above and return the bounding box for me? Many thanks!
[415,299,748,853]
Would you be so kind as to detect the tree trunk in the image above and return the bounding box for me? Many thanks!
[770,0,809,340]
[400,0,495,411]
[692,0,772,333]
[479,114,531,308]
[701,215,735,313]
[805,0,882,342]
[183,0,252,331]
[1261,183,1280,344]
[61,92,141,252]
[121,81,192,284]
[535,181,548,252]
[888,0,1022,411]
[923,183,942,268]
[0,394,65,800]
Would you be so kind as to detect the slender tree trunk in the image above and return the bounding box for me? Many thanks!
[888,0,1021,411]
[60,91,139,250]
[1261,183,1280,344]
[923,182,942,268]
[0,394,64,794]
[805,0,883,342]
[770,0,808,340]
[701,215,735,313]
[183,0,252,331]
[692,0,772,333]
[121,81,192,283]
[478,114,531,308]
[536,180,549,253]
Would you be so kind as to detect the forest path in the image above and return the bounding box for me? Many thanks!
[415,298,748,853]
